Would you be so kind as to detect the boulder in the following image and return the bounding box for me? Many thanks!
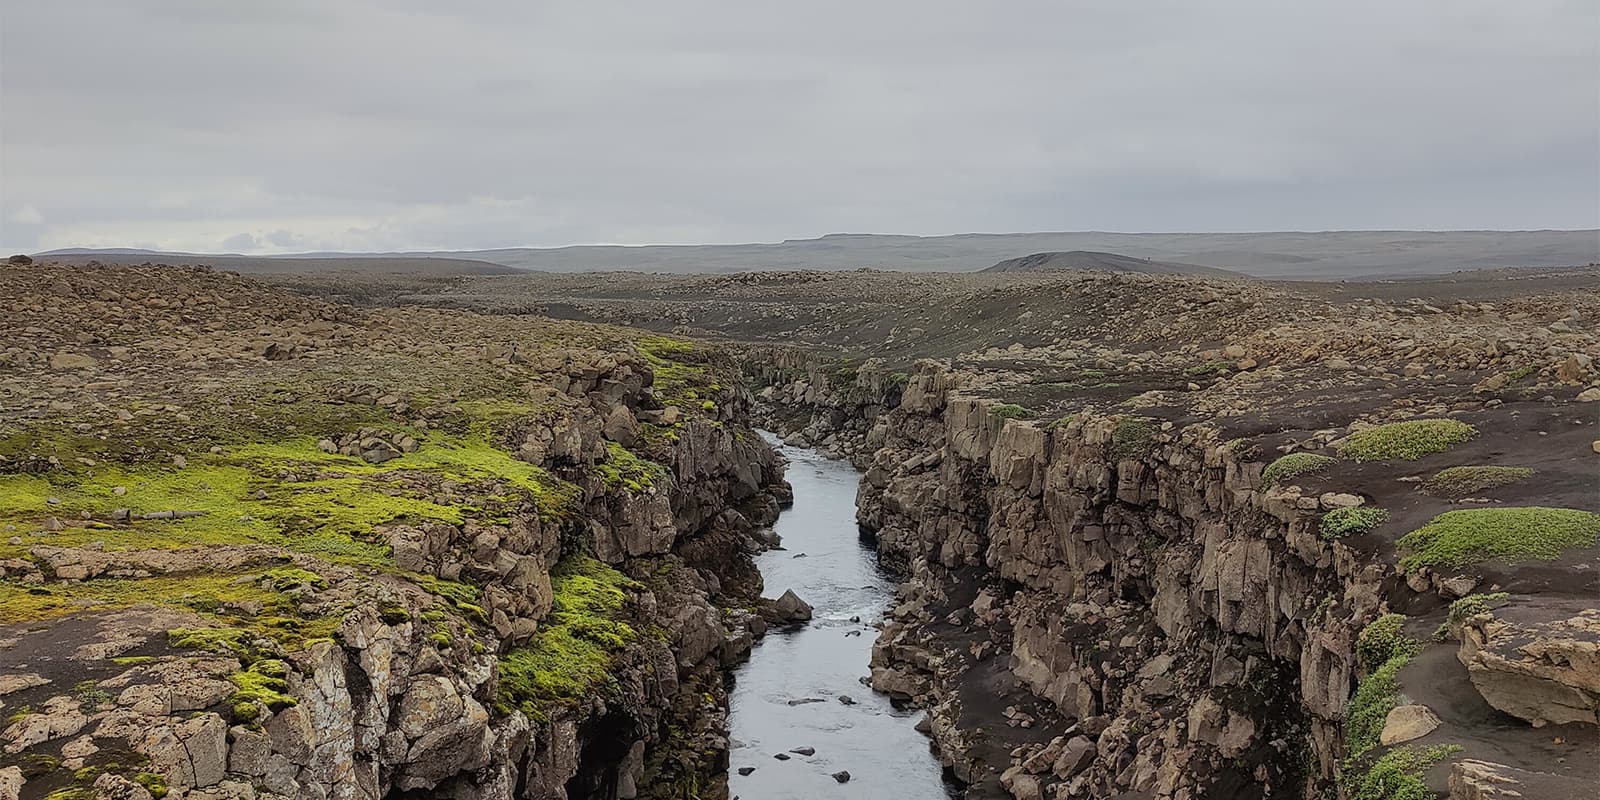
[1380,704,1441,745]
[772,589,813,622]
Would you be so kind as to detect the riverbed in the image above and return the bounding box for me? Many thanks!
[726,437,953,798]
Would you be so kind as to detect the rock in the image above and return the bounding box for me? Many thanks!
[603,405,640,447]
[831,771,851,783]
[773,589,813,622]
[6,254,32,265]
[1380,704,1441,745]
[1458,602,1600,726]
[1052,736,1096,778]
[737,766,755,776]
[48,351,98,370]
[0,766,21,800]
[1438,575,1478,599]
[772,753,790,761]
[789,746,815,756]
[1447,759,1595,799]
[1576,387,1600,403]
[837,695,856,705]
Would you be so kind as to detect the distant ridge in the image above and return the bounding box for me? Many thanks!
[981,250,1243,277]
[31,251,521,276]
[30,229,1599,279]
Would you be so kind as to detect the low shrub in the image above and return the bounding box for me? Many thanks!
[1321,506,1390,539]
[1397,507,1600,571]
[1263,453,1335,487]
[1422,465,1534,497]
[1338,419,1477,462]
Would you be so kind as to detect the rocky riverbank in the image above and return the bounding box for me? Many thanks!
[0,264,794,800]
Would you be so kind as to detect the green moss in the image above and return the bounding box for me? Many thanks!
[593,442,669,492]
[1446,592,1510,627]
[378,602,411,625]
[1348,745,1461,800]
[135,772,169,799]
[1109,416,1157,461]
[1321,506,1390,539]
[1337,419,1477,462]
[1185,360,1233,377]
[497,556,640,718]
[1262,453,1336,487]
[1422,465,1534,498]
[990,403,1037,420]
[430,631,453,647]
[73,680,111,710]
[227,659,296,722]
[1436,592,1512,640]
[1397,507,1600,571]
[1345,652,1410,762]
[1356,614,1421,672]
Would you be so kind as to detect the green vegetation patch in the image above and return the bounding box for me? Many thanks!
[1184,360,1233,377]
[1347,615,1425,766]
[1347,745,1461,800]
[1262,453,1335,487]
[1321,506,1390,539]
[1355,613,1421,672]
[1337,419,1477,462]
[0,426,580,564]
[1346,652,1410,763]
[1108,416,1157,461]
[1436,592,1512,640]
[1397,507,1600,571]
[496,556,642,719]
[636,335,714,408]
[990,403,1037,420]
[1422,465,1534,498]
[228,659,297,722]
[593,442,669,492]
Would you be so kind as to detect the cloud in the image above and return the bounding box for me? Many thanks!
[1,0,1596,253]
[220,232,260,252]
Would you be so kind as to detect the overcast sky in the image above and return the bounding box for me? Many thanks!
[2,1,1596,254]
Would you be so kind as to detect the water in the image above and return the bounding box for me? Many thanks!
[727,436,953,799]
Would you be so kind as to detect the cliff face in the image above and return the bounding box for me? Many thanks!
[0,265,788,800]
[755,352,1599,800]
[855,362,1363,798]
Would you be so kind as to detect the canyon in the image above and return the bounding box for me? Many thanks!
[3,261,1598,800]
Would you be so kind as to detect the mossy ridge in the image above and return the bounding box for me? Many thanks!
[1421,465,1534,498]
[1262,452,1335,487]
[1337,419,1477,462]
[0,423,582,562]
[496,555,642,719]
[228,659,297,722]
[1397,507,1600,571]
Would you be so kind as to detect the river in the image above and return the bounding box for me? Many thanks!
[726,436,954,799]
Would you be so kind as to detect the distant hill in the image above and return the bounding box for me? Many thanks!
[981,250,1243,277]
[32,251,520,275]
[30,230,1599,279]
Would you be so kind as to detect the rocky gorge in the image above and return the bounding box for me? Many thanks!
[3,261,1598,800]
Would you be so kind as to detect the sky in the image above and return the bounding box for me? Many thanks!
[1,0,1597,254]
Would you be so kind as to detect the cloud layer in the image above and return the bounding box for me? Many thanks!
[3,0,1596,253]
